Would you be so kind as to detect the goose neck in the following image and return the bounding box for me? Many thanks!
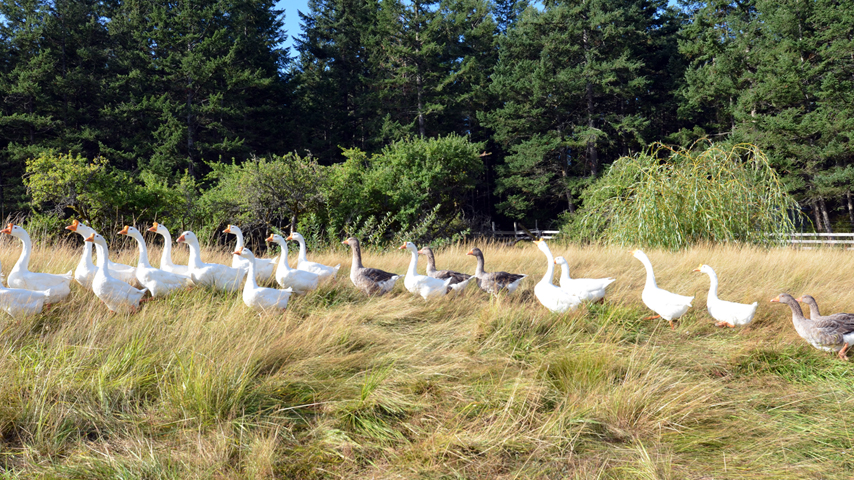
[558,262,571,284]
[539,245,556,285]
[234,231,245,249]
[424,250,436,274]
[94,243,113,279]
[244,258,258,290]
[13,231,33,271]
[351,242,364,269]
[706,271,719,301]
[276,239,292,272]
[407,249,419,277]
[130,231,152,268]
[78,240,95,270]
[474,253,485,277]
[160,230,175,267]
[638,256,657,289]
[185,238,203,268]
[296,237,308,262]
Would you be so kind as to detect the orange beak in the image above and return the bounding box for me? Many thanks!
[147,222,159,232]
[466,249,474,256]
[84,233,95,242]
[795,296,804,302]
[287,235,294,241]
[265,235,274,242]
[398,243,407,250]
[118,225,129,235]
[65,219,79,231]
[223,226,232,234]
[770,295,780,303]
[233,250,241,255]
[1,223,13,234]
[692,264,703,272]
[177,233,186,243]
[553,259,557,264]
[341,239,349,246]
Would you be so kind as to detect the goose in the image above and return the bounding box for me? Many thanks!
[797,294,854,323]
[224,225,276,281]
[632,249,693,328]
[342,237,400,295]
[176,231,246,292]
[771,293,854,360]
[65,219,98,290]
[554,256,615,302]
[399,242,453,300]
[85,233,148,312]
[288,232,340,280]
[266,234,319,294]
[466,247,526,294]
[0,266,49,319]
[693,264,757,327]
[119,225,192,297]
[234,247,292,311]
[146,222,193,278]
[417,246,473,294]
[533,240,581,313]
[1,223,72,304]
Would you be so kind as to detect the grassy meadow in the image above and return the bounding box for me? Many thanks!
[2,235,854,479]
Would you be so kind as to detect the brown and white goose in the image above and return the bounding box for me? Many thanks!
[417,246,473,293]
[797,294,854,323]
[466,247,526,294]
[342,237,400,296]
[771,293,854,360]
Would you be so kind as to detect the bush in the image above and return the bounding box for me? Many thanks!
[566,142,799,249]
[25,151,196,238]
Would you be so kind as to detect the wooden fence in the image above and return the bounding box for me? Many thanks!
[488,222,560,241]
[780,232,854,248]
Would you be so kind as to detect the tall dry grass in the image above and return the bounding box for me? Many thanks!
[1,234,854,478]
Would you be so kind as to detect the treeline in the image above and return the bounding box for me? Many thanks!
[1,0,853,240]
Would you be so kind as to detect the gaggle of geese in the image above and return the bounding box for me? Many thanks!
[1,221,852,360]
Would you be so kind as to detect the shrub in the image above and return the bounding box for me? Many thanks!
[566,142,799,249]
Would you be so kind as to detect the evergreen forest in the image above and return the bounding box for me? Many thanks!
[2,0,853,243]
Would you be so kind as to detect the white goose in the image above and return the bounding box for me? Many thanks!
[632,249,693,328]
[176,231,246,292]
[224,225,276,281]
[119,225,192,297]
[0,266,49,319]
[693,264,757,327]
[234,247,292,311]
[146,222,192,278]
[85,233,148,312]
[399,242,452,300]
[533,240,581,313]
[288,232,340,280]
[65,219,98,290]
[266,234,319,294]
[1,223,72,304]
[554,256,615,302]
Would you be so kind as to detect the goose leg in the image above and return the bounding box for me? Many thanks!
[715,321,735,328]
[668,319,674,329]
[838,343,849,361]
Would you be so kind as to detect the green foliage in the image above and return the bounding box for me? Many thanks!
[198,153,327,241]
[25,151,195,235]
[322,134,483,246]
[568,142,799,249]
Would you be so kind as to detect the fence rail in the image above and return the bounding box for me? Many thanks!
[777,232,854,247]
[488,222,559,241]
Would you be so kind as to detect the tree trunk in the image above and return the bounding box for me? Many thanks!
[812,198,824,232]
[560,148,575,214]
[582,26,598,176]
[846,191,854,228]
[819,197,832,233]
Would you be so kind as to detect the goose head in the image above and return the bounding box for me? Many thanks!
[692,264,713,275]
[66,219,96,237]
[466,248,482,258]
[770,293,797,305]
[266,233,285,244]
[554,256,568,266]
[0,223,24,237]
[84,232,108,248]
[342,237,358,248]
[532,238,550,254]
[176,231,197,245]
[233,247,255,259]
[631,249,648,262]
[118,225,142,238]
[288,232,305,242]
[398,241,418,253]
[223,224,242,236]
[417,246,432,256]
[147,222,167,235]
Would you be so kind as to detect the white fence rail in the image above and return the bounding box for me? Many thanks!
[488,222,560,241]
[781,232,854,247]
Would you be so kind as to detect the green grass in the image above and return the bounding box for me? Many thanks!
[2,238,854,478]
